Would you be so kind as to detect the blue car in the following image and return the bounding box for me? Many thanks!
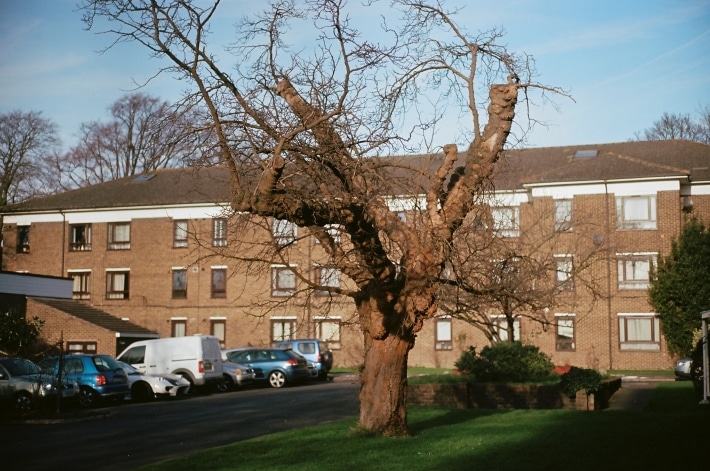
[38,354,129,407]
[222,348,309,388]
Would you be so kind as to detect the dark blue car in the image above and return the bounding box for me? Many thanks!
[38,354,129,407]
[221,348,309,388]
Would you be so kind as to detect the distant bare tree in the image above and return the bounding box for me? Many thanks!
[635,108,710,144]
[53,93,204,188]
[80,0,567,436]
[0,110,60,206]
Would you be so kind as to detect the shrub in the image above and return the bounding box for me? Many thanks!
[560,366,602,399]
[454,342,555,382]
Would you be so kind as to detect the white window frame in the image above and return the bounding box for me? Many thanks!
[435,317,453,350]
[212,218,228,247]
[617,252,657,290]
[174,220,188,248]
[271,316,297,342]
[491,206,520,237]
[616,195,657,230]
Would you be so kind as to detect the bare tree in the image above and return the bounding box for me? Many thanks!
[439,198,607,345]
[52,92,205,189]
[635,109,709,144]
[80,0,566,436]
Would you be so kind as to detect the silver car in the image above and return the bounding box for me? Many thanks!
[216,362,256,392]
[675,357,692,380]
[0,357,79,413]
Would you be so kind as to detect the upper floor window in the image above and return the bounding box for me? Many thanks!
[211,267,227,298]
[555,255,574,290]
[315,224,342,244]
[69,224,92,251]
[555,314,575,351]
[272,265,296,297]
[617,253,657,290]
[271,317,296,342]
[16,226,30,253]
[106,270,130,299]
[173,220,188,248]
[618,313,660,351]
[491,207,519,237]
[107,222,131,250]
[69,270,91,300]
[491,315,520,342]
[315,266,341,296]
[616,195,657,230]
[273,219,296,245]
[212,218,227,247]
[554,199,573,232]
[435,318,453,350]
[172,268,187,299]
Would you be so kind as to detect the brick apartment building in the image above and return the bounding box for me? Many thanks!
[2,140,709,371]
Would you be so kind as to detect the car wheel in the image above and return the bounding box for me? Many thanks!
[14,392,34,413]
[216,375,233,393]
[78,386,99,408]
[268,370,287,388]
[132,382,154,402]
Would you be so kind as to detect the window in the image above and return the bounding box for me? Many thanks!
[16,226,30,253]
[171,319,187,337]
[271,317,296,342]
[69,224,92,251]
[616,195,657,230]
[435,318,453,350]
[315,224,342,244]
[554,199,573,232]
[106,270,130,299]
[315,266,341,296]
[212,218,227,247]
[107,222,131,250]
[173,220,188,248]
[555,256,574,290]
[618,314,660,351]
[316,318,342,350]
[211,267,226,298]
[272,265,296,297]
[491,315,520,342]
[555,315,575,351]
[119,345,145,364]
[273,219,296,245]
[66,341,97,354]
[617,253,656,290]
[491,207,519,237]
[172,268,187,299]
[211,318,226,349]
[69,271,91,300]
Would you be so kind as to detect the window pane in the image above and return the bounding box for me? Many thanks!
[174,220,188,247]
[626,318,652,341]
[172,270,187,298]
[211,269,226,298]
[555,200,572,231]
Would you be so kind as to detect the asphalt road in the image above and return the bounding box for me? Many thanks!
[1,379,360,470]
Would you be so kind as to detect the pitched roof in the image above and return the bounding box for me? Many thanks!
[31,297,158,337]
[4,140,709,213]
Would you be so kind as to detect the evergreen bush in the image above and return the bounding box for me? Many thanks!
[454,342,555,382]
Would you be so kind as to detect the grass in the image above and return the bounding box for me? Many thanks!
[137,381,709,471]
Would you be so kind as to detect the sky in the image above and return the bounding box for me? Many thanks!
[1,0,709,152]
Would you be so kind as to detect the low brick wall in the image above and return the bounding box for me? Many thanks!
[408,378,621,411]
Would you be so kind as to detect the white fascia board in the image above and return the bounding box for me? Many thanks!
[483,190,529,207]
[529,179,679,199]
[384,194,427,211]
[687,182,710,196]
[3,203,231,225]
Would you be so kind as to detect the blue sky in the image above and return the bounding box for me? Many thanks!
[1,0,709,151]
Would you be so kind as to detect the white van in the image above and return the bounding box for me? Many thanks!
[117,335,223,388]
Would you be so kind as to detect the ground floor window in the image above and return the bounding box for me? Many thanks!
[66,341,97,354]
[618,313,660,351]
[435,318,453,350]
[271,317,296,342]
[315,317,341,349]
[211,318,226,349]
[171,318,187,337]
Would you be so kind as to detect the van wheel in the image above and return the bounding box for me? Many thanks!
[132,382,154,402]
[78,387,99,408]
[268,371,287,388]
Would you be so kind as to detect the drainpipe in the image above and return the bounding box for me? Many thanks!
[60,210,66,276]
[604,181,613,371]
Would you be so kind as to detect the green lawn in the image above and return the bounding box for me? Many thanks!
[139,382,709,471]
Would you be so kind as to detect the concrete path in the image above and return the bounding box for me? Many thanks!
[606,376,674,411]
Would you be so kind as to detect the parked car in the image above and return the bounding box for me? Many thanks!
[38,354,129,407]
[0,357,79,414]
[222,348,310,388]
[675,357,692,380]
[116,335,224,389]
[273,339,333,380]
[216,362,256,392]
[118,361,190,401]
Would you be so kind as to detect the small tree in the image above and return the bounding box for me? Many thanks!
[0,310,45,357]
[648,218,710,357]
